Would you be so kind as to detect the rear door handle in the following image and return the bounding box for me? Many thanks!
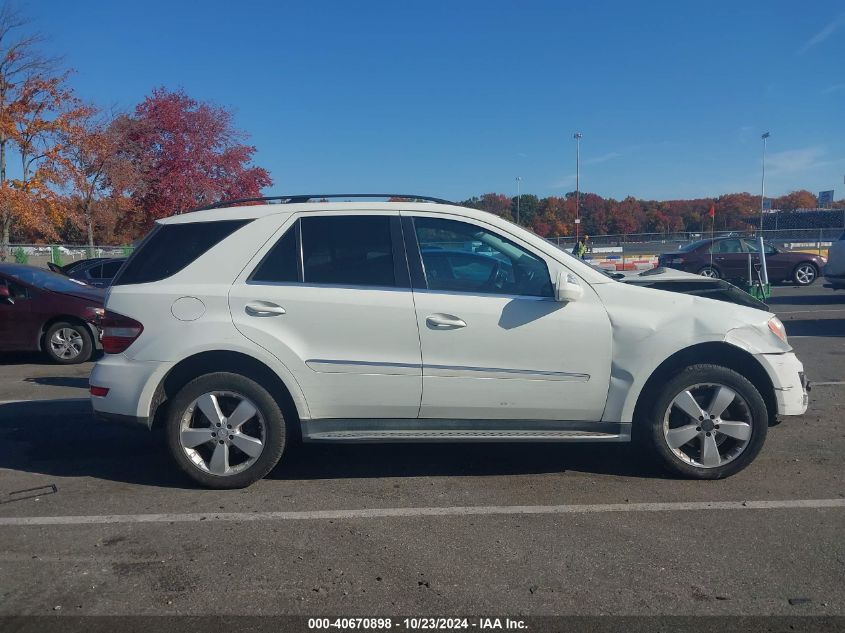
[426,314,467,329]
[245,301,286,317]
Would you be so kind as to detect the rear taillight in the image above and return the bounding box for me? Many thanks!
[101,310,144,354]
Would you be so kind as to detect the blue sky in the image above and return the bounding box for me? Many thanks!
[29,0,845,201]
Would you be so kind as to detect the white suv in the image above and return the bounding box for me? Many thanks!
[90,195,809,488]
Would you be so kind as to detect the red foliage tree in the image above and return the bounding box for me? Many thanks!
[118,88,272,224]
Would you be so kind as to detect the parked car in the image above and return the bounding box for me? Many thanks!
[824,231,845,290]
[616,267,769,310]
[49,257,126,288]
[0,264,105,364]
[89,196,808,488]
[658,237,826,286]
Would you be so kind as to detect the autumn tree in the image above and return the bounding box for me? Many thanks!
[61,109,138,252]
[0,5,67,258]
[116,88,272,224]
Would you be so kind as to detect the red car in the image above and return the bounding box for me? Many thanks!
[0,264,105,364]
[657,237,826,286]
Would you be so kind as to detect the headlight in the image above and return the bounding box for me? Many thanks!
[767,316,787,343]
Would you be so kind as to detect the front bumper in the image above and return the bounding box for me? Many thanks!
[89,354,174,428]
[755,351,809,417]
[823,271,845,289]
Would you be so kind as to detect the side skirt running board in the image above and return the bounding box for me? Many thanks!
[301,419,631,444]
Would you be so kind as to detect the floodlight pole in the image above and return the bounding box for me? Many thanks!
[574,132,582,243]
[759,132,770,285]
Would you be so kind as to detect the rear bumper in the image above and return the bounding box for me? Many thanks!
[89,354,173,428]
[755,352,809,417]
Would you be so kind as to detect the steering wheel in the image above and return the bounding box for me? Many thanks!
[482,261,508,291]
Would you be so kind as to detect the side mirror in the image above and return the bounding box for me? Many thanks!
[555,270,583,303]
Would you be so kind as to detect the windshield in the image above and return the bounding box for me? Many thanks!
[4,267,92,293]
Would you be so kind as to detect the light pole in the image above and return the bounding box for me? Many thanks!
[574,132,582,243]
[760,132,769,231]
[759,132,770,286]
[515,176,522,225]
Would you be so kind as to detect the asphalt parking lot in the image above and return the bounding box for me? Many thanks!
[0,285,843,619]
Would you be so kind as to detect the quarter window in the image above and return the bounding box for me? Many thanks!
[251,224,299,283]
[114,219,251,285]
[413,217,552,297]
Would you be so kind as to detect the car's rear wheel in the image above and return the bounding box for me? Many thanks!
[44,321,93,364]
[697,266,720,279]
[639,364,768,479]
[792,262,818,286]
[166,372,286,489]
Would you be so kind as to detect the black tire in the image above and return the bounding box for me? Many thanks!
[165,372,286,489]
[638,364,768,479]
[43,321,93,364]
[792,262,818,286]
[697,265,721,279]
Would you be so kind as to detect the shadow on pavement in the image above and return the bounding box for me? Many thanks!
[783,319,845,337]
[22,376,90,389]
[0,399,665,489]
[768,293,845,307]
[0,352,102,367]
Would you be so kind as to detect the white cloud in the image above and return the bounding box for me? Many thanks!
[798,13,845,54]
[767,147,828,175]
[583,151,622,166]
[821,83,845,95]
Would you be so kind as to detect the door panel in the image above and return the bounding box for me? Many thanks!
[0,277,33,351]
[229,212,423,420]
[710,239,747,279]
[406,213,612,421]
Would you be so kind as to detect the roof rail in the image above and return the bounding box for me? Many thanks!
[192,194,454,212]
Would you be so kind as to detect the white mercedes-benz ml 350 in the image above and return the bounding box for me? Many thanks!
[90,195,809,488]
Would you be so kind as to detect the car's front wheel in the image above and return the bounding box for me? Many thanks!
[43,321,93,364]
[166,372,287,489]
[792,262,818,286]
[639,364,768,479]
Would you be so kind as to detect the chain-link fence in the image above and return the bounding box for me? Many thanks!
[0,244,134,268]
[547,228,844,258]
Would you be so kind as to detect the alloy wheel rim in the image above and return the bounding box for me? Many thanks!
[179,390,266,476]
[796,265,815,284]
[700,268,718,278]
[662,382,753,469]
[50,327,83,360]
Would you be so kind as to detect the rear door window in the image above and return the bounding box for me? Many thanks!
[114,220,251,285]
[300,216,396,287]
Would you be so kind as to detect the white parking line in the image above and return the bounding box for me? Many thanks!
[1,498,843,527]
[811,381,845,386]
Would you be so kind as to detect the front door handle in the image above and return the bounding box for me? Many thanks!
[426,313,467,329]
[245,301,286,317]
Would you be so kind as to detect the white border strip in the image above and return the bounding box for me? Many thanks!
[1,498,843,526]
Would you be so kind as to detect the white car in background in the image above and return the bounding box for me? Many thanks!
[824,231,845,289]
[89,195,809,488]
